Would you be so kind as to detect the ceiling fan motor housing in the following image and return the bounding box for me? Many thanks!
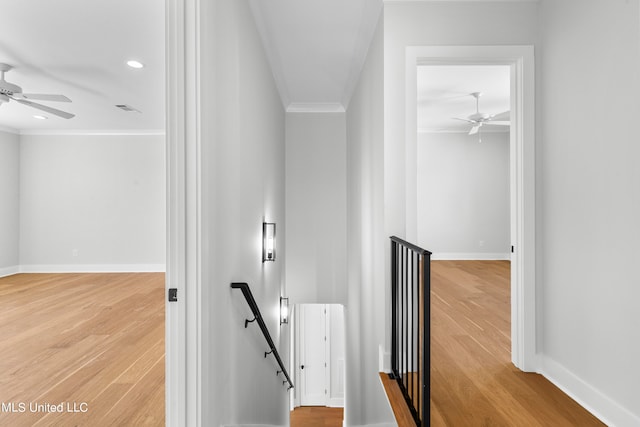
[0,80,22,97]
[469,112,491,122]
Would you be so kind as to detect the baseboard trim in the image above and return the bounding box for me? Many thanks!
[540,355,640,427]
[431,252,510,261]
[328,397,344,407]
[0,265,20,278]
[19,264,166,273]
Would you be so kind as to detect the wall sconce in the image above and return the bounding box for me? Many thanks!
[280,297,289,325]
[263,222,276,262]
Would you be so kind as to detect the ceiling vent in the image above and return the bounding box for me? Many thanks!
[115,104,141,113]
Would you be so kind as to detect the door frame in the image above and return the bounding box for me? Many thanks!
[166,0,202,425]
[405,45,537,371]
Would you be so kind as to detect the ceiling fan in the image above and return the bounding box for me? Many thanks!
[0,63,75,119]
[453,92,509,136]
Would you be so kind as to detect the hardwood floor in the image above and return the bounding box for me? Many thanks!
[430,260,604,426]
[0,273,165,426]
[290,406,343,427]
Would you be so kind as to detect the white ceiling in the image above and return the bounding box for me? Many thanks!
[0,0,165,133]
[249,0,383,111]
[0,1,508,134]
[417,65,510,134]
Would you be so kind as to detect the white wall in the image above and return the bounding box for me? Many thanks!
[538,1,640,425]
[198,0,288,425]
[285,112,347,305]
[346,13,393,427]
[18,134,165,271]
[417,131,510,259]
[0,130,20,275]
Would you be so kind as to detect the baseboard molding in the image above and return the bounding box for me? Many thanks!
[431,252,510,261]
[0,265,20,278]
[221,425,282,427]
[19,264,166,273]
[540,355,640,427]
[328,397,344,407]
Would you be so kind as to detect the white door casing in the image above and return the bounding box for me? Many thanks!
[405,45,536,372]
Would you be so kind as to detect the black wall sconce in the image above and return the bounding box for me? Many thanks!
[263,222,276,262]
[280,297,289,325]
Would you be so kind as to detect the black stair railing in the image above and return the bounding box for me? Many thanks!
[230,282,294,390]
[390,236,431,426]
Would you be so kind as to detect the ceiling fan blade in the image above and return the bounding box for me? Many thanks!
[14,93,72,102]
[13,98,75,119]
[452,117,476,124]
[485,121,510,126]
[469,125,481,135]
[491,110,510,121]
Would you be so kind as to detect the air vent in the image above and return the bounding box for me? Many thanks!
[115,104,141,113]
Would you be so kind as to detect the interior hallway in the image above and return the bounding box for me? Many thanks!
[430,261,603,426]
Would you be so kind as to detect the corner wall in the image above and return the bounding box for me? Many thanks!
[0,130,20,276]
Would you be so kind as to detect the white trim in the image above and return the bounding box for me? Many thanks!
[18,264,165,273]
[540,356,640,427]
[221,425,283,427]
[286,102,346,113]
[341,0,384,109]
[430,253,510,261]
[417,127,509,134]
[385,0,538,3]
[18,129,165,136]
[166,0,202,426]
[0,265,20,278]
[406,45,536,372]
[0,125,19,134]
[248,1,292,109]
[328,397,345,408]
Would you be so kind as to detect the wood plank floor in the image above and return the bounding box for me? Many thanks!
[0,273,165,426]
[290,406,343,427]
[430,260,604,426]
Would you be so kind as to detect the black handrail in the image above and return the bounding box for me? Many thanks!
[230,282,294,390]
[390,236,431,426]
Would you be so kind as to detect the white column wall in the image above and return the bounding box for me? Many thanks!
[345,13,393,427]
[0,130,20,275]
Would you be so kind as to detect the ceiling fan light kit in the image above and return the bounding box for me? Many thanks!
[0,63,75,119]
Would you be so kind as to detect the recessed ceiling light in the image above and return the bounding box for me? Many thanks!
[126,60,144,69]
[33,115,48,120]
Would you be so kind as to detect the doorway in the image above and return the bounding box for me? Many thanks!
[290,304,345,424]
[405,45,536,371]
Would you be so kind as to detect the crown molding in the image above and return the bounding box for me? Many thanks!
[286,103,346,113]
[18,129,166,136]
[0,125,19,135]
